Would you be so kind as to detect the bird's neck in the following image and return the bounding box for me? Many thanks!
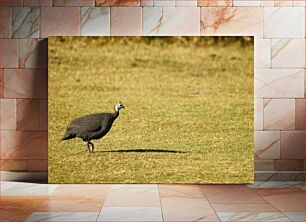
[113,109,119,119]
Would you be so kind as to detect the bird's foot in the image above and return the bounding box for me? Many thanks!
[86,142,91,153]
[87,141,94,153]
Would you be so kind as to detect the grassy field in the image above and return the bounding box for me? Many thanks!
[48,37,254,184]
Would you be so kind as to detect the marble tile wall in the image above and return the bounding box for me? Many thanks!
[0,0,304,181]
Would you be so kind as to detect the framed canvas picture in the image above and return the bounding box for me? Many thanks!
[48,36,254,184]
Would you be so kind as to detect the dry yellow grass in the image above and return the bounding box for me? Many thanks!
[48,37,254,184]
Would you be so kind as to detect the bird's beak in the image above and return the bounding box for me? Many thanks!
[122,105,125,109]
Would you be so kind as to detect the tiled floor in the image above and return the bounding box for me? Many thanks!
[0,181,305,222]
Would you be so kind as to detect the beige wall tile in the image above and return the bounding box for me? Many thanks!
[3,69,47,99]
[176,0,197,6]
[0,159,27,171]
[12,7,39,38]
[233,0,260,6]
[19,39,48,68]
[111,7,142,36]
[0,99,16,130]
[23,0,52,6]
[40,99,48,130]
[261,0,274,6]
[0,0,22,6]
[295,99,305,130]
[274,0,293,6]
[293,0,305,6]
[143,7,200,36]
[263,99,295,130]
[154,0,175,6]
[254,160,275,171]
[254,39,271,68]
[81,7,110,36]
[0,69,2,98]
[141,0,153,6]
[41,7,80,38]
[200,7,263,38]
[96,0,140,6]
[0,7,11,38]
[304,70,306,98]
[255,99,263,130]
[255,69,304,98]
[0,39,18,68]
[198,0,232,6]
[280,131,304,159]
[275,160,304,171]
[255,131,280,160]
[271,39,305,68]
[27,159,48,171]
[53,0,95,6]
[1,131,47,159]
[264,7,305,38]
[17,99,40,130]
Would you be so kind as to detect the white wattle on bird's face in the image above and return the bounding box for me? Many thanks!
[115,103,125,112]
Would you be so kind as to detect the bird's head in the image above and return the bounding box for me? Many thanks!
[115,102,125,112]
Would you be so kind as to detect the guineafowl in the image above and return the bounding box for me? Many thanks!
[61,103,125,153]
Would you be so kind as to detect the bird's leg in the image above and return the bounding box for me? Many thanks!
[89,142,94,153]
[86,141,91,153]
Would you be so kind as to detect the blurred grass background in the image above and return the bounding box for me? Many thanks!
[48,36,254,184]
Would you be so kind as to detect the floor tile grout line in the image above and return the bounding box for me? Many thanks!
[95,184,112,221]
[230,186,295,221]
[197,185,222,222]
[249,188,292,221]
[249,186,273,205]
[255,191,295,219]
[157,184,165,222]
[96,184,163,221]
[198,185,295,221]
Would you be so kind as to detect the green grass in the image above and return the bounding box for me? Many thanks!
[48,37,254,184]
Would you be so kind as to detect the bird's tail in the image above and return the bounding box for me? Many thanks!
[61,131,76,141]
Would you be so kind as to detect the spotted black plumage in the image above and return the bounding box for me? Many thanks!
[61,103,125,153]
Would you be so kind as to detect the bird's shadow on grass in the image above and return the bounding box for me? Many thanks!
[94,149,186,154]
